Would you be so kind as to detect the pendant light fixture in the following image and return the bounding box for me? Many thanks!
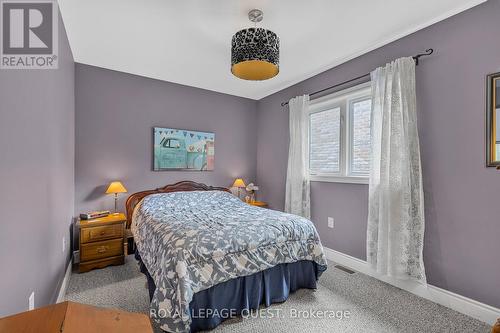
[231,9,280,81]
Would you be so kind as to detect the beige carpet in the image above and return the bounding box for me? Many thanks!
[65,255,490,333]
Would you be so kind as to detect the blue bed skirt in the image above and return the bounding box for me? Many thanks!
[135,251,326,332]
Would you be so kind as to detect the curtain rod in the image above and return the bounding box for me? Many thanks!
[280,48,434,107]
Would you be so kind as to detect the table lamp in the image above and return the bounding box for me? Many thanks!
[232,178,246,199]
[106,181,128,213]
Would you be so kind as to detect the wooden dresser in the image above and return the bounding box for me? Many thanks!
[78,213,126,273]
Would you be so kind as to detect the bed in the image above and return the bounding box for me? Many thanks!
[126,181,327,332]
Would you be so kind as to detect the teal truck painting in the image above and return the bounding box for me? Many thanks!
[153,127,215,171]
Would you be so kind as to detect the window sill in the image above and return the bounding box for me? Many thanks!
[309,175,369,184]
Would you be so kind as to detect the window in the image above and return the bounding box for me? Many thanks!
[161,138,181,148]
[307,82,372,183]
[309,107,341,174]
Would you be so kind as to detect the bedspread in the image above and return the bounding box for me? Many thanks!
[131,190,327,332]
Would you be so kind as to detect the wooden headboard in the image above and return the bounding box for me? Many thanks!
[125,180,230,228]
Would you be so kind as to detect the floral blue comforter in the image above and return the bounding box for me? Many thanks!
[131,190,327,332]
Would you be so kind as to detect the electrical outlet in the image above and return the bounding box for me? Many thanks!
[328,217,335,229]
[29,291,34,310]
[62,237,66,253]
[73,250,80,264]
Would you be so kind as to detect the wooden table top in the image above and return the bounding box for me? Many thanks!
[248,201,268,207]
[78,213,127,228]
[0,301,153,333]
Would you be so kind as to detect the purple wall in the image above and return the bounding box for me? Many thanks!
[0,14,75,316]
[256,0,500,308]
[75,65,257,214]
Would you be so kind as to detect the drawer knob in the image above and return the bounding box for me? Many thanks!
[100,231,106,235]
[97,246,108,253]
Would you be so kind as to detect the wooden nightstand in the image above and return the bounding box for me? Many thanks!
[78,213,126,273]
[248,201,268,208]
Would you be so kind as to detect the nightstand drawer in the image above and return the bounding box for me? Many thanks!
[81,224,123,243]
[80,239,123,262]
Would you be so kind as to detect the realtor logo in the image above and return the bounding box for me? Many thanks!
[1,0,58,69]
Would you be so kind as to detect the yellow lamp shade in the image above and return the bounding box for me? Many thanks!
[105,181,127,194]
[232,178,246,188]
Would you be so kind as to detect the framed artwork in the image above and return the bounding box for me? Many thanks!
[486,72,500,166]
[153,127,215,171]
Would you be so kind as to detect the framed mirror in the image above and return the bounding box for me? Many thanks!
[486,72,500,167]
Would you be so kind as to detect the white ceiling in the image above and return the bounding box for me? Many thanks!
[58,0,485,100]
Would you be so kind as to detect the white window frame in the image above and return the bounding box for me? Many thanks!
[307,82,371,184]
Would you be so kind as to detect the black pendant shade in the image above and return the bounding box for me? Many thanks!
[231,27,280,81]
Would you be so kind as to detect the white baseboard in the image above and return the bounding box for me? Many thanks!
[56,258,72,303]
[323,246,500,325]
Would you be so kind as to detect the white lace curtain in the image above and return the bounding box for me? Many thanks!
[285,95,311,219]
[367,57,426,283]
